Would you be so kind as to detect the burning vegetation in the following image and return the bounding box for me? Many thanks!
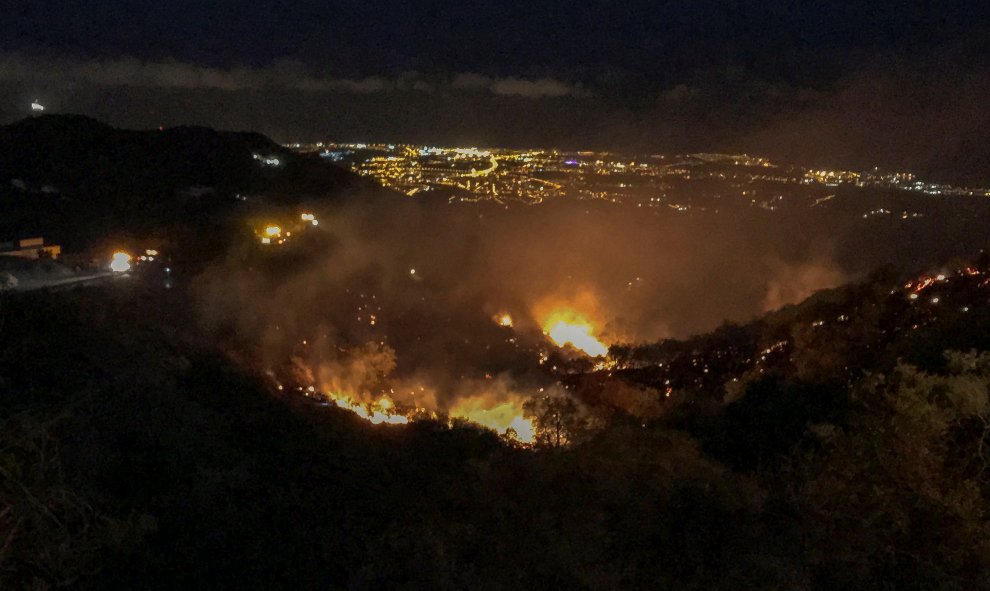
[11,248,990,589]
[542,309,609,357]
[190,196,860,447]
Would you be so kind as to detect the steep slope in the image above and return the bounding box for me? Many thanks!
[580,259,990,403]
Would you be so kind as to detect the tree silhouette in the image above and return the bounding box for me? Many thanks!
[524,391,596,448]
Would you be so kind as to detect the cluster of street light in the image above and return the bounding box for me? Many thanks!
[293,142,989,210]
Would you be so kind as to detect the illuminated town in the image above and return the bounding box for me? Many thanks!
[292,142,990,210]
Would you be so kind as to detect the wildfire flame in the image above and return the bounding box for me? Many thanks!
[283,340,537,442]
[303,379,533,442]
[320,388,534,442]
[329,394,410,425]
[448,395,535,443]
[264,225,282,237]
[542,310,608,357]
[495,313,514,327]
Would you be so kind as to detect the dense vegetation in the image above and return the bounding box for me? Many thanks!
[3,263,990,590]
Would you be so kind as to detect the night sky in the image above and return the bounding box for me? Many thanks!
[3,1,989,181]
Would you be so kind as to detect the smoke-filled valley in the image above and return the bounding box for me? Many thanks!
[191,196,838,434]
[186,164,990,441]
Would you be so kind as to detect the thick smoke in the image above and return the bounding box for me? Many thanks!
[194,193,847,413]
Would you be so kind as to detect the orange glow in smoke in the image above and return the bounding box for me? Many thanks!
[542,310,608,357]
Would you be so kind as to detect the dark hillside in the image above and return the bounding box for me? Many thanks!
[3,260,990,589]
[0,115,380,251]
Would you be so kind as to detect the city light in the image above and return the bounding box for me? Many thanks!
[109,251,132,273]
[252,153,282,167]
[292,142,988,208]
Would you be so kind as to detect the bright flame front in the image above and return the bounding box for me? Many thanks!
[449,396,535,443]
[306,381,533,442]
[328,393,409,425]
[543,310,608,357]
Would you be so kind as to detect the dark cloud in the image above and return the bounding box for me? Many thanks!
[0,53,586,98]
[741,47,990,184]
[451,73,587,98]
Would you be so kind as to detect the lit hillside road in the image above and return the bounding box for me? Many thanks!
[466,153,499,177]
[6,272,114,292]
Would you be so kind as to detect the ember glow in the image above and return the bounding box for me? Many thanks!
[310,379,532,441]
[109,251,132,273]
[448,395,535,443]
[543,310,609,357]
[495,313,514,327]
[287,351,535,439]
[329,393,410,425]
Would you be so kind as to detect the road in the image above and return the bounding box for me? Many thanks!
[6,272,115,292]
